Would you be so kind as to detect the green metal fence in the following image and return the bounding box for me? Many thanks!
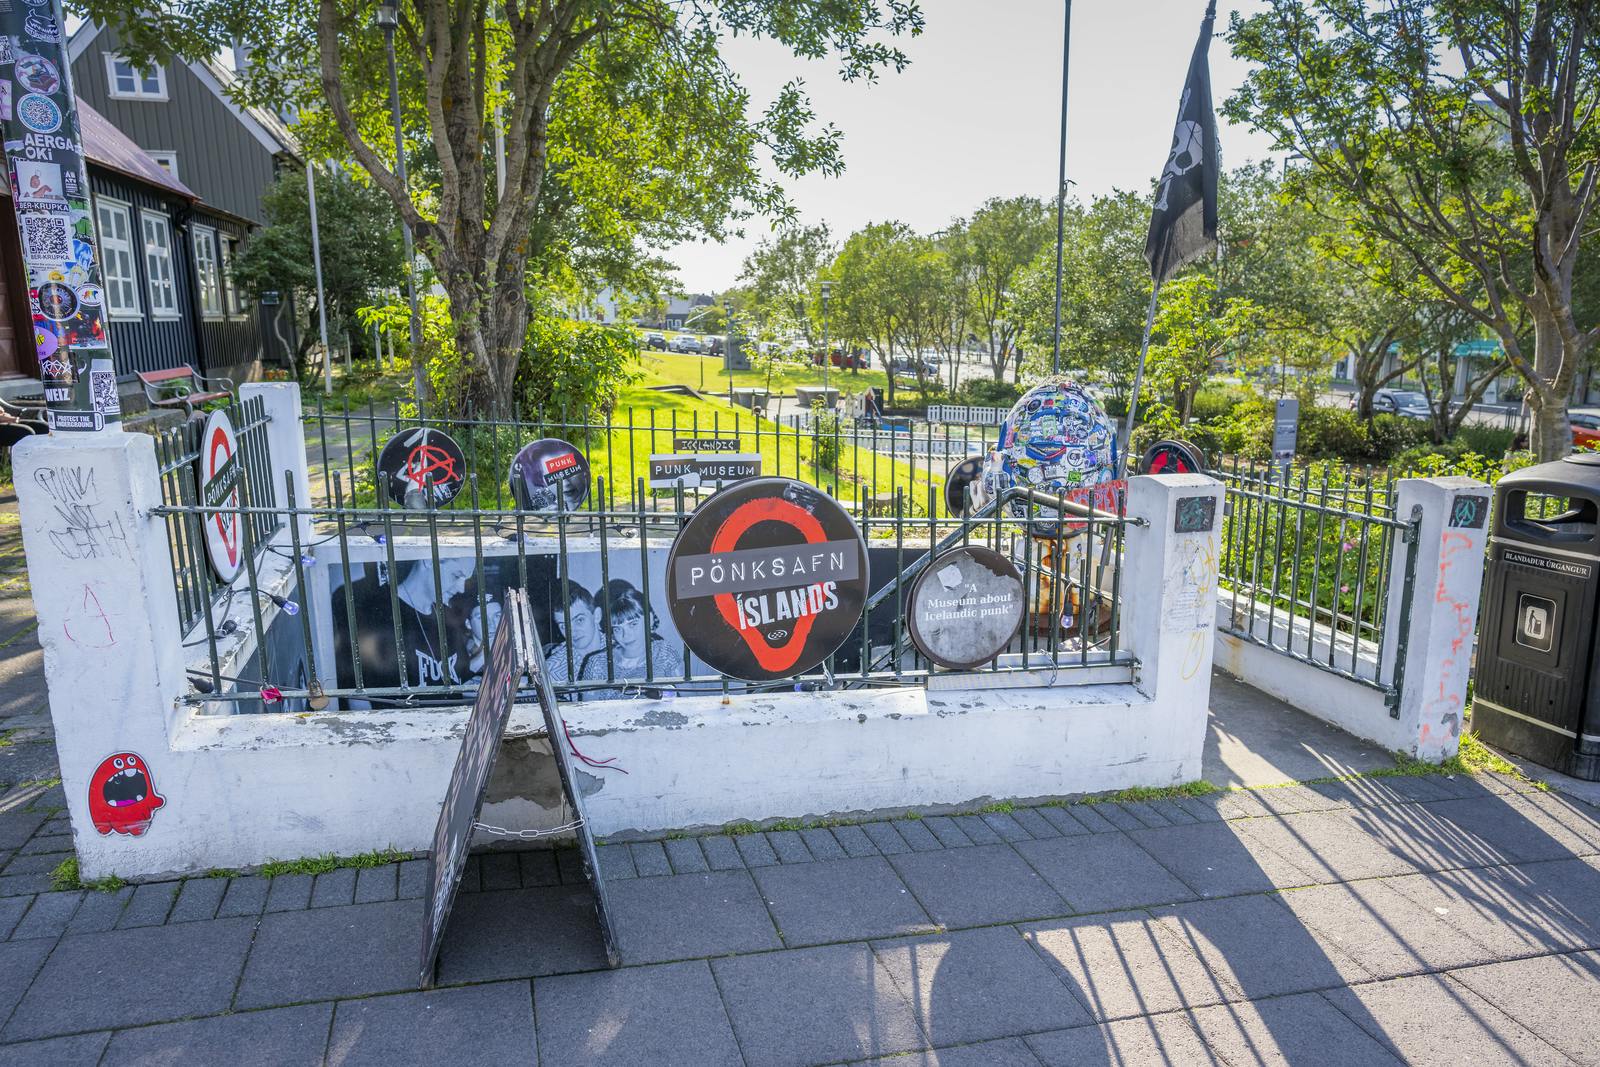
[1213,458,1418,708]
[154,394,279,635]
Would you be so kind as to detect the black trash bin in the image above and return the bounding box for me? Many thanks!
[1473,452,1600,779]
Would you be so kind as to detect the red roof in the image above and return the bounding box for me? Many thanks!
[77,98,196,200]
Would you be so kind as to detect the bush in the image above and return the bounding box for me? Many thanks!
[1189,385,1250,423]
[1365,414,1432,462]
[1211,397,1274,461]
[1128,404,1222,467]
[1300,406,1370,461]
[1453,424,1516,457]
[514,316,638,421]
[953,378,1024,409]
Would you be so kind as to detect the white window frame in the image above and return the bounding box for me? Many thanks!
[139,211,180,320]
[103,54,168,100]
[147,152,179,179]
[218,234,242,318]
[194,225,223,318]
[93,197,141,320]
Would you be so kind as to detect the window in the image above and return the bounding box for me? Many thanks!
[140,212,179,319]
[147,153,179,179]
[194,226,222,317]
[104,54,167,100]
[93,199,140,319]
[218,235,240,317]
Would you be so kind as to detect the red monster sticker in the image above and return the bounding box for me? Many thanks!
[87,752,165,836]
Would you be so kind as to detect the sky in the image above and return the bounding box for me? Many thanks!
[665,0,1282,293]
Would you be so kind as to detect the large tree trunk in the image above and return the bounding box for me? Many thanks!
[1526,305,1575,462]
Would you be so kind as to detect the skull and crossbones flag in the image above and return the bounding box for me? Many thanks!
[1143,0,1219,285]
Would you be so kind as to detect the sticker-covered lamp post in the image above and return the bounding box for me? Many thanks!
[0,0,121,431]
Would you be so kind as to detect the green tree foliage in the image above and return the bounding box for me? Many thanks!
[963,196,1051,381]
[1226,0,1600,460]
[829,221,917,407]
[84,0,925,416]
[1144,273,1263,423]
[739,223,835,348]
[232,168,404,380]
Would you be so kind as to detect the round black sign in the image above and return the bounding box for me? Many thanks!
[509,438,591,511]
[377,428,467,510]
[666,477,869,681]
[1138,439,1206,477]
[945,456,985,516]
[907,545,1025,670]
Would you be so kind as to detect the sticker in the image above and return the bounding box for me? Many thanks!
[88,752,165,836]
[509,438,590,511]
[75,282,102,306]
[907,545,1025,670]
[23,12,61,41]
[13,52,58,94]
[35,278,74,320]
[667,477,869,680]
[19,210,71,262]
[1174,495,1217,534]
[16,93,60,134]
[15,159,61,202]
[376,428,467,510]
[0,37,14,64]
[1449,494,1488,529]
[196,409,243,582]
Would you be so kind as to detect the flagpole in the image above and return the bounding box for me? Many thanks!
[1119,285,1161,468]
[1050,0,1073,376]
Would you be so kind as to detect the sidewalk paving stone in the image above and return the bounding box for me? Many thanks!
[10,890,78,940]
[594,843,637,880]
[950,815,1002,845]
[920,816,972,848]
[435,885,608,983]
[1090,803,1147,832]
[1446,950,1600,1065]
[890,818,943,851]
[263,873,313,912]
[1026,1015,1220,1067]
[862,821,912,855]
[767,830,814,864]
[1126,821,1315,898]
[0,939,52,1024]
[871,925,1092,1046]
[1117,801,1174,828]
[711,942,927,1067]
[888,844,1067,928]
[104,1003,331,1067]
[535,960,743,1067]
[847,1036,1042,1067]
[215,876,269,918]
[830,824,880,858]
[1035,805,1095,836]
[1273,878,1502,980]
[555,847,587,885]
[1419,796,1585,865]
[353,864,398,904]
[397,858,429,899]
[628,841,672,877]
[1384,864,1600,959]
[457,854,483,892]
[234,899,424,1009]
[1061,804,1119,834]
[62,888,131,934]
[800,827,849,861]
[1015,833,1196,914]
[1210,790,1275,820]
[1173,795,1225,823]
[517,849,559,887]
[1149,894,1365,1000]
[168,878,226,923]
[0,1032,108,1067]
[1322,972,1573,1067]
[310,868,359,908]
[17,834,71,856]
[1145,798,1200,825]
[328,981,533,1067]
[735,832,780,868]
[0,895,28,939]
[479,852,522,891]
[1518,791,1600,853]
[0,851,59,875]
[979,812,1033,842]
[1185,990,1405,1067]
[754,856,935,947]
[3,918,254,1041]
[116,881,177,928]
[700,835,744,871]
[663,837,709,874]
[1251,783,1348,815]
[1007,807,1060,839]
[1021,911,1231,1021]
[607,870,779,965]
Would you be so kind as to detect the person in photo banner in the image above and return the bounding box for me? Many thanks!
[579,581,683,700]
[544,583,603,686]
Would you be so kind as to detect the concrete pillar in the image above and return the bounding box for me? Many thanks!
[240,382,313,541]
[1380,476,1491,760]
[1122,471,1225,725]
[12,431,186,876]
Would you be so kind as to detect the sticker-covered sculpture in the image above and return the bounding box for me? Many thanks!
[977,377,1121,535]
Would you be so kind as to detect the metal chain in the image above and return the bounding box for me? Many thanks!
[471,819,584,839]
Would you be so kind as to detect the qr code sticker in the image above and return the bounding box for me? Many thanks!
[90,370,119,416]
[20,211,71,262]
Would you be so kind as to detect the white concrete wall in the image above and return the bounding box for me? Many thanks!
[13,396,1227,879]
[1214,476,1490,761]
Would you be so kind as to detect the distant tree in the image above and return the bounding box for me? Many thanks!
[965,196,1052,382]
[232,167,403,380]
[739,223,835,348]
[830,222,918,406]
[1145,273,1263,422]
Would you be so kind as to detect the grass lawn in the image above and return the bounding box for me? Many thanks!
[645,350,893,400]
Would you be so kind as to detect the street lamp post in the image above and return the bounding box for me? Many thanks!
[375,0,426,405]
[820,280,833,396]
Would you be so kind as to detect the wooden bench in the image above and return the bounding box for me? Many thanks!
[135,366,234,417]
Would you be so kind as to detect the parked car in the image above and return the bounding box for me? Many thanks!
[1572,407,1600,449]
[830,349,868,370]
[643,332,667,351]
[1370,389,1432,420]
[705,336,724,356]
[668,335,705,354]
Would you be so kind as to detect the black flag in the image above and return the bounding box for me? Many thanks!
[1144,0,1219,285]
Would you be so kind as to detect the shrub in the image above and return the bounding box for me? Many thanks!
[1453,424,1517,457]
[1365,414,1431,462]
[954,378,1024,409]
[1190,385,1250,423]
[1211,397,1274,461]
[1300,406,1370,461]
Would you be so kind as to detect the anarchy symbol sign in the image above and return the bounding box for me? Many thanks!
[378,429,468,510]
